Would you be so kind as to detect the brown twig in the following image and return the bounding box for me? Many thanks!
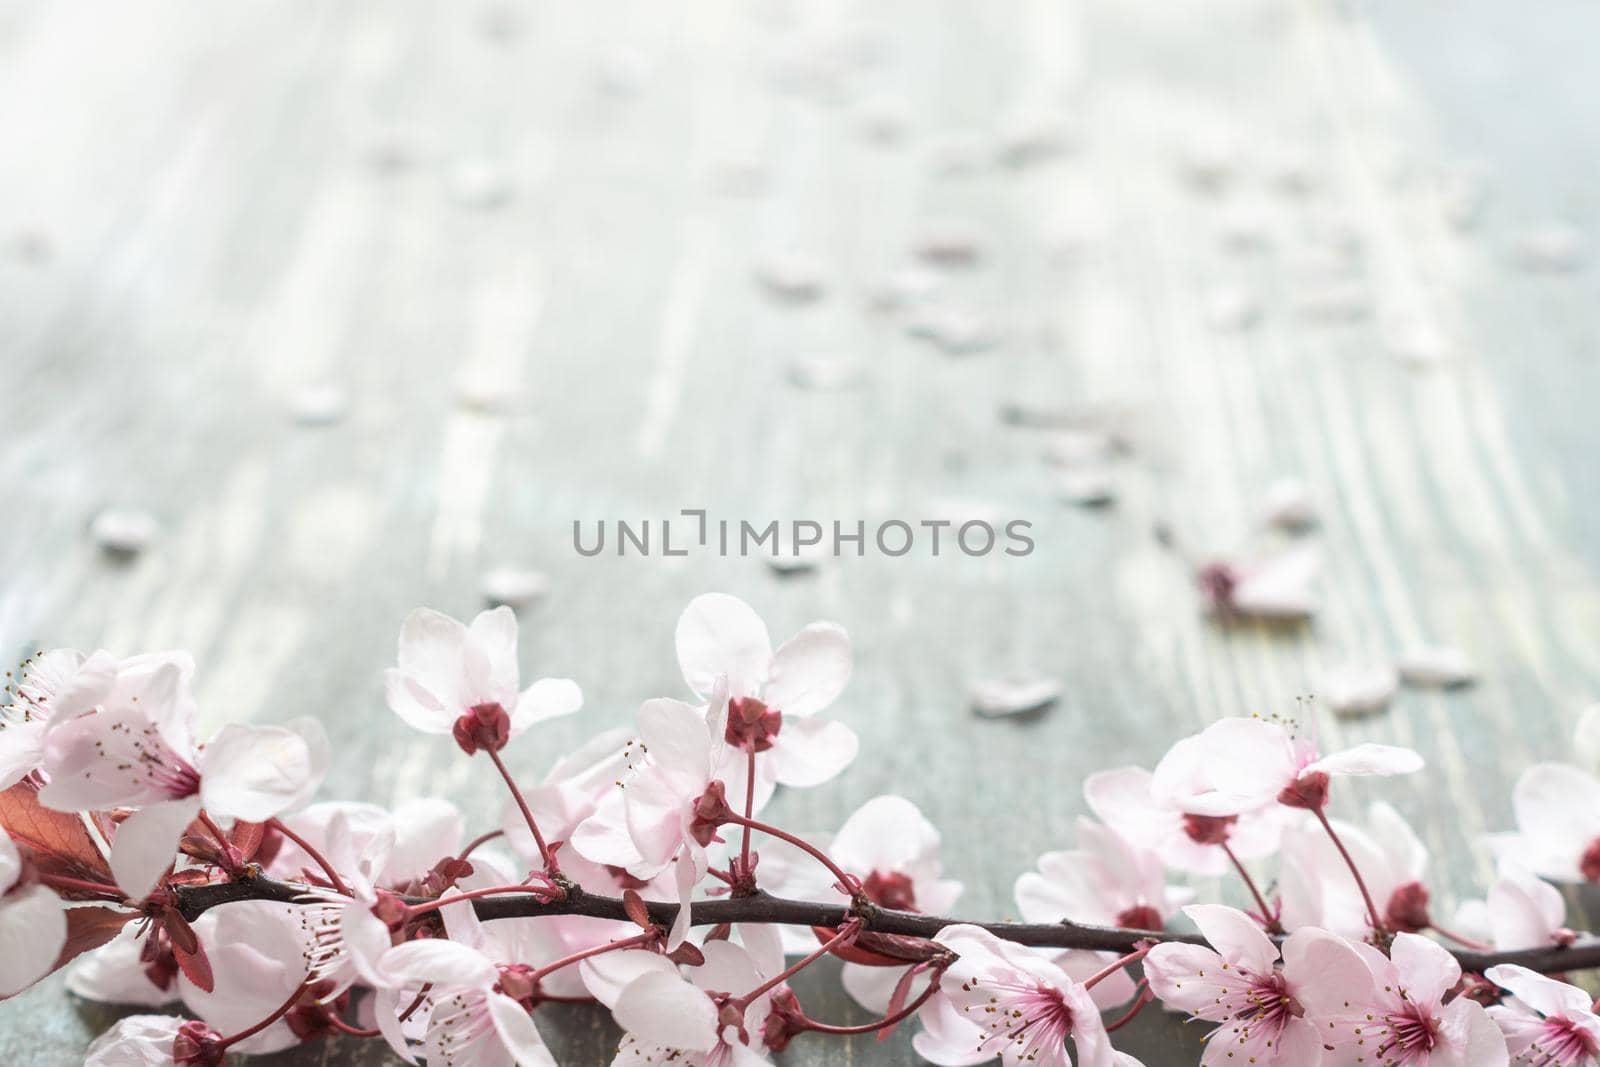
[168,875,1600,976]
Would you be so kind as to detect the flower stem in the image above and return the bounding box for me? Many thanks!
[485,747,559,878]
[267,817,351,896]
[217,979,309,1049]
[326,1016,381,1039]
[798,966,943,1035]
[738,746,757,875]
[456,829,505,863]
[1083,945,1151,990]
[1104,983,1154,1033]
[1312,808,1386,938]
[1221,841,1281,934]
[734,923,859,1009]
[720,811,858,899]
[530,931,656,982]
[1429,922,1491,951]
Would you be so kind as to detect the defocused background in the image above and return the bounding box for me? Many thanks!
[4,0,1600,1062]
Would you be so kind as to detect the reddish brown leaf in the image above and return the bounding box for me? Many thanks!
[622,889,651,931]
[160,908,199,955]
[51,906,136,972]
[0,782,112,882]
[809,926,936,967]
[229,821,266,861]
[666,942,705,966]
[173,939,213,993]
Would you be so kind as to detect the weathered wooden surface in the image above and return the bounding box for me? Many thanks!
[2,0,1597,1062]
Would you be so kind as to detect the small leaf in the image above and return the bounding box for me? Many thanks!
[160,908,199,955]
[51,906,136,972]
[229,821,266,861]
[621,889,652,931]
[665,942,705,967]
[0,782,113,882]
[173,938,213,993]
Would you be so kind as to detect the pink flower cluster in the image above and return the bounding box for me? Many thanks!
[0,595,1597,1066]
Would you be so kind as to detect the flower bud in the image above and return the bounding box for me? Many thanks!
[453,701,512,755]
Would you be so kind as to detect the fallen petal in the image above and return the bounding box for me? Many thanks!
[970,677,1063,718]
[91,508,158,556]
[1321,662,1399,717]
[480,567,550,609]
[1396,646,1477,689]
[1262,478,1316,531]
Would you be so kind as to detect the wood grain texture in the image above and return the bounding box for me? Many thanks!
[0,0,1593,1063]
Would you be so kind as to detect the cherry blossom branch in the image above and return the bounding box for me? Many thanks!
[266,817,351,896]
[170,875,1600,976]
[719,811,860,897]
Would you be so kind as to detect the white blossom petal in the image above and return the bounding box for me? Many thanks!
[676,594,771,699]
[769,716,857,788]
[765,623,851,717]
[198,723,315,822]
[0,883,67,996]
[613,971,719,1052]
[111,797,201,899]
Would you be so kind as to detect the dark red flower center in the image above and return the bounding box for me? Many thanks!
[1276,771,1329,811]
[1581,838,1600,882]
[862,869,918,911]
[1182,813,1238,846]
[1385,881,1431,934]
[1116,904,1165,931]
[725,697,783,752]
[453,702,512,755]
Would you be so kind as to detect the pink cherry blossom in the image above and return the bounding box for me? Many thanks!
[1084,765,1284,876]
[1455,868,1571,951]
[1490,763,1600,882]
[383,606,582,748]
[378,894,564,1067]
[604,929,787,1067]
[1015,817,1192,933]
[1319,933,1508,1065]
[759,794,960,943]
[33,656,326,899]
[83,1015,223,1067]
[585,696,728,878]
[1152,716,1422,817]
[0,648,96,790]
[1011,818,1192,1010]
[755,795,973,1025]
[932,923,1117,1067]
[1485,965,1600,1066]
[179,900,317,1054]
[500,726,680,910]
[1280,803,1431,937]
[675,593,858,789]
[1144,904,1369,1066]
[566,687,767,948]
[0,827,67,996]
